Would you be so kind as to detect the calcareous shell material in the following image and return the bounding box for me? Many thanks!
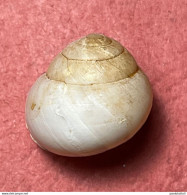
[25,34,153,157]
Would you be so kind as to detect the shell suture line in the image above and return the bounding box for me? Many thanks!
[60,49,125,62]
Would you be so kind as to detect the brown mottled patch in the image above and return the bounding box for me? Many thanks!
[31,103,36,110]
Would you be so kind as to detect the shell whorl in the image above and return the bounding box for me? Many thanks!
[62,34,123,61]
[47,34,138,84]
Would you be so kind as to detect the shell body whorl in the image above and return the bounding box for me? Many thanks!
[25,34,153,157]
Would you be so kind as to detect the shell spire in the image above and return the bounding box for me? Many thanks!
[62,33,123,60]
[47,34,138,84]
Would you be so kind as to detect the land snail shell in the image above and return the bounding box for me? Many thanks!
[25,34,153,157]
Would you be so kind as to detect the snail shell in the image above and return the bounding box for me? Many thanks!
[25,34,153,157]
